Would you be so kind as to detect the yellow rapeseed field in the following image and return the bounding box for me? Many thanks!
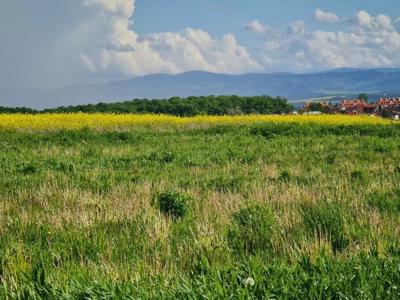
[0,113,394,130]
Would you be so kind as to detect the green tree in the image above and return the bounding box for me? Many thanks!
[357,93,369,102]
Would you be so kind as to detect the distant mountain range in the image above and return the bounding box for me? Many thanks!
[1,68,400,108]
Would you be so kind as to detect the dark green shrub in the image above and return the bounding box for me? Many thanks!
[325,153,336,165]
[373,143,392,153]
[155,191,189,219]
[278,171,291,182]
[228,204,275,255]
[351,170,364,181]
[160,152,175,164]
[20,164,39,175]
[300,201,349,252]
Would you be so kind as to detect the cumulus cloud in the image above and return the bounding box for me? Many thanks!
[247,10,400,72]
[354,10,373,27]
[245,20,268,33]
[245,20,280,39]
[314,9,340,23]
[352,10,395,32]
[2,1,399,91]
[144,29,260,74]
[81,0,261,76]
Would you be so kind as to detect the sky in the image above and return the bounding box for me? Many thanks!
[1,0,400,89]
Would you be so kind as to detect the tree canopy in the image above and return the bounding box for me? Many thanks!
[357,93,369,102]
[0,95,294,116]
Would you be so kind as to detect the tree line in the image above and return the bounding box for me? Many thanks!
[0,96,294,116]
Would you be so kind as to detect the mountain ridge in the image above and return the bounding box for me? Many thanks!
[1,68,400,109]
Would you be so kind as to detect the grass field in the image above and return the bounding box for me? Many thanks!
[1,115,400,298]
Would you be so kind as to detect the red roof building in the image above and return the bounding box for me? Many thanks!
[376,97,400,107]
[339,99,376,114]
[340,99,368,108]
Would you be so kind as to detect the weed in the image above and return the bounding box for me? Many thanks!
[326,153,336,165]
[228,204,276,255]
[300,201,349,252]
[351,170,364,181]
[20,164,39,175]
[278,170,291,182]
[155,191,190,219]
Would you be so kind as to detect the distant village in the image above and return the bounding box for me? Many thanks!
[301,97,400,119]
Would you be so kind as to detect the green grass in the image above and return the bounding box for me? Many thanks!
[1,124,400,299]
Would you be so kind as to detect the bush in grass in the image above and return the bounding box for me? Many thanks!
[300,201,349,253]
[20,164,39,175]
[228,204,275,255]
[325,153,336,165]
[278,170,291,182]
[155,191,189,219]
[351,170,364,181]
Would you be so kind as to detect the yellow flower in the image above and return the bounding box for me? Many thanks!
[0,113,394,131]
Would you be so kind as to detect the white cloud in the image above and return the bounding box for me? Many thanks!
[144,29,260,74]
[245,20,268,33]
[3,1,399,91]
[354,10,373,27]
[81,0,261,76]
[376,14,393,30]
[83,0,135,18]
[244,20,280,39]
[352,11,394,31]
[314,9,339,23]
[288,20,306,36]
[248,11,400,72]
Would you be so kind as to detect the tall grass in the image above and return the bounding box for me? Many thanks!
[0,122,399,298]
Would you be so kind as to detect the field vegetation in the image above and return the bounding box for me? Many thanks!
[0,113,394,131]
[0,115,399,298]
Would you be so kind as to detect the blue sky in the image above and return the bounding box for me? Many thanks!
[135,0,399,34]
[1,0,400,89]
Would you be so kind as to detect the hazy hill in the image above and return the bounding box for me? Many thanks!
[1,68,400,108]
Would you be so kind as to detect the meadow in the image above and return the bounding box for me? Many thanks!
[0,114,400,299]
